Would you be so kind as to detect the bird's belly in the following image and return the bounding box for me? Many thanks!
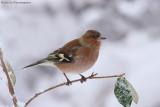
[55,56,97,74]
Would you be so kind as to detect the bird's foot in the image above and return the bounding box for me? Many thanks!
[79,74,87,83]
[63,73,72,86]
[66,79,72,86]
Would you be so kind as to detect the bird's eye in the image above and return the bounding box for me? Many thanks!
[91,35,96,39]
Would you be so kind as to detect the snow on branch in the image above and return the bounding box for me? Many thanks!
[0,48,18,107]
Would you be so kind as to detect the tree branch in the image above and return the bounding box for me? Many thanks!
[24,72,125,107]
[0,48,18,107]
[0,48,125,107]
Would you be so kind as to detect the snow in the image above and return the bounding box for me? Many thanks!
[118,0,148,17]
[17,101,25,107]
[0,66,7,84]
[114,78,132,106]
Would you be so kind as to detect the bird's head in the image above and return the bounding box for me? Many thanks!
[80,30,106,48]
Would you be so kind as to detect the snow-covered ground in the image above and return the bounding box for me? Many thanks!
[0,0,160,107]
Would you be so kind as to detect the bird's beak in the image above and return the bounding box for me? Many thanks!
[97,36,106,41]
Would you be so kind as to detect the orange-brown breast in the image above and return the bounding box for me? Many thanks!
[55,46,100,74]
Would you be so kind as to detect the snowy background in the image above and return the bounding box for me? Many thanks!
[0,0,160,107]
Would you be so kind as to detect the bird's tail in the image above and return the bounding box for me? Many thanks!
[23,58,47,69]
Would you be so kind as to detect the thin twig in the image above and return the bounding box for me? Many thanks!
[25,72,125,107]
[0,48,18,107]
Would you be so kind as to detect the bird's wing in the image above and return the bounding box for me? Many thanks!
[47,50,74,63]
[23,39,83,68]
[47,39,82,63]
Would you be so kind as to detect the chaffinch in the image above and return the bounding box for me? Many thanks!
[24,30,106,85]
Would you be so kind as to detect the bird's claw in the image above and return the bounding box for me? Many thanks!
[66,79,72,86]
[80,74,87,83]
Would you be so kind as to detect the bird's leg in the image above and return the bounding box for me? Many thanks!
[63,73,72,86]
[79,74,87,83]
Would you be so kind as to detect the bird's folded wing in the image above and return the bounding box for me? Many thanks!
[47,38,83,63]
[47,50,74,63]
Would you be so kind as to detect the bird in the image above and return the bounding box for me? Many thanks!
[23,30,106,85]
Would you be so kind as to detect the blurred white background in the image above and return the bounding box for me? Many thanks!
[0,0,160,107]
